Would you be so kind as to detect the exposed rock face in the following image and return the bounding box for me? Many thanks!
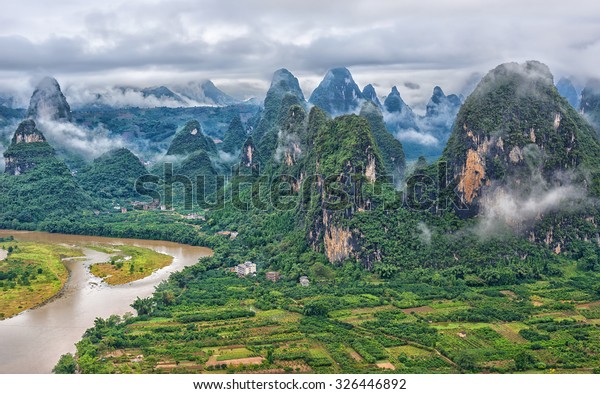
[240,136,260,172]
[443,61,600,217]
[306,115,384,267]
[10,119,46,144]
[457,149,486,204]
[308,67,364,116]
[3,120,55,175]
[26,77,72,121]
[322,212,356,263]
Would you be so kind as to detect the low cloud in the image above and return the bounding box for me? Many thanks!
[274,129,303,164]
[476,171,588,237]
[404,82,420,90]
[417,221,433,245]
[36,117,126,159]
[395,129,439,146]
[64,86,204,109]
[216,149,239,163]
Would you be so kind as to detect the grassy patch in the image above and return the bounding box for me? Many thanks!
[0,241,82,319]
[89,245,173,285]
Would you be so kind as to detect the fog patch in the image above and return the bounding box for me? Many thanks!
[476,171,589,238]
[217,149,239,163]
[64,85,210,109]
[395,129,439,146]
[36,117,125,159]
[274,129,302,164]
[417,222,433,245]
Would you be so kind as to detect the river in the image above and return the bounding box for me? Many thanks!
[0,230,212,373]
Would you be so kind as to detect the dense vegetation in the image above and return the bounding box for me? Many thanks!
[65,235,600,373]
[78,148,149,201]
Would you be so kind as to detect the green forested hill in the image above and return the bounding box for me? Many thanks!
[77,148,149,201]
[166,120,217,156]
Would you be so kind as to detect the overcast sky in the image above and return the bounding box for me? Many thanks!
[0,0,599,110]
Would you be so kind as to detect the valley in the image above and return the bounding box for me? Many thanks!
[0,59,599,375]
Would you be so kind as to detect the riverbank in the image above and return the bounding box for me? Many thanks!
[0,230,212,373]
[0,240,83,320]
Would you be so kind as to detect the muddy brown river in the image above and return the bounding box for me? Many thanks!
[0,230,212,373]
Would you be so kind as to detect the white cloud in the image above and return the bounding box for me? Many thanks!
[36,117,126,159]
[395,129,439,146]
[477,171,589,237]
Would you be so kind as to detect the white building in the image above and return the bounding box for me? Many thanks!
[299,276,310,287]
[236,261,256,277]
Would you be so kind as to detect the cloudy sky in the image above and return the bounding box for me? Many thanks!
[0,0,599,110]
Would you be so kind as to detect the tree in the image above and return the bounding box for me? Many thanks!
[514,351,536,371]
[53,353,77,374]
[454,352,477,371]
[302,301,329,317]
[131,297,154,316]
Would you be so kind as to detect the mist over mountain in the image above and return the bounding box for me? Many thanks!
[26,77,72,122]
[556,77,580,109]
[65,79,240,110]
[174,80,240,106]
[441,61,600,233]
[580,79,600,137]
[252,68,306,162]
[361,84,382,109]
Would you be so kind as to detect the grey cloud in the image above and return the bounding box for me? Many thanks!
[0,0,599,111]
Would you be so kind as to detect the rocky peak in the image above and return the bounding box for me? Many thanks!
[425,86,462,119]
[10,119,46,144]
[4,120,55,175]
[383,86,418,131]
[383,86,407,112]
[26,76,72,121]
[362,84,382,108]
[269,69,305,102]
[308,67,364,115]
[252,69,306,162]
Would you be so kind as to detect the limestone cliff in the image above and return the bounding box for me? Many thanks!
[442,61,600,217]
[305,114,385,267]
[3,120,55,175]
